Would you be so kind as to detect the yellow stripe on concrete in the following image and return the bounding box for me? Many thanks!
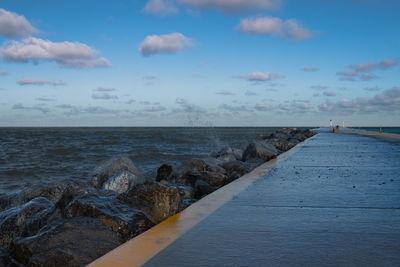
[88,135,316,267]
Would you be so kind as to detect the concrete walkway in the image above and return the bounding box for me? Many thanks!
[92,128,400,266]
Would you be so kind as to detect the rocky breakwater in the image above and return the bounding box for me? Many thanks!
[0,128,315,266]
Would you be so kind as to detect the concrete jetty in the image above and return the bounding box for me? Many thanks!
[90,128,400,266]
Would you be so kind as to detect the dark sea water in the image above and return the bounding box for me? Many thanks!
[0,127,298,196]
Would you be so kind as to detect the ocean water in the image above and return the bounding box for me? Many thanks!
[0,127,300,196]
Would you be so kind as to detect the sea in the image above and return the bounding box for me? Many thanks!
[0,127,291,196]
[1,126,398,197]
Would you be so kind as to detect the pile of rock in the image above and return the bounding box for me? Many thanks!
[0,128,315,266]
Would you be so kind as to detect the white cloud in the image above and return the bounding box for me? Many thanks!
[350,59,398,73]
[245,89,257,96]
[311,85,328,90]
[178,0,281,14]
[302,66,319,72]
[0,8,38,37]
[0,70,8,75]
[94,87,116,92]
[317,87,400,114]
[139,33,193,56]
[92,93,118,100]
[254,103,274,111]
[1,37,111,68]
[12,103,50,114]
[216,91,235,95]
[143,0,179,15]
[323,91,336,97]
[174,98,205,113]
[237,17,313,41]
[219,104,252,113]
[143,74,157,80]
[17,77,65,86]
[237,71,281,82]
[142,106,167,112]
[36,97,56,102]
[337,58,398,82]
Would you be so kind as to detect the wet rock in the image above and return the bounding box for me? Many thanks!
[0,197,54,249]
[195,171,228,188]
[56,181,97,211]
[64,193,153,242]
[288,138,300,145]
[242,141,278,162]
[267,138,295,152]
[23,205,60,237]
[91,156,145,189]
[0,182,68,212]
[102,170,146,194]
[211,147,243,162]
[186,158,226,174]
[194,180,217,199]
[156,164,173,182]
[177,185,195,200]
[221,160,251,177]
[119,181,187,224]
[226,171,242,184]
[9,217,122,267]
[168,158,226,186]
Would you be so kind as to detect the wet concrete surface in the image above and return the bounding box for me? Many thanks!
[145,128,400,266]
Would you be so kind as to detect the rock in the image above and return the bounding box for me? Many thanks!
[288,138,300,145]
[91,156,145,189]
[23,205,60,237]
[168,158,226,186]
[119,181,187,224]
[177,185,195,200]
[266,138,295,152]
[56,181,97,211]
[242,141,278,162]
[156,164,173,182]
[0,197,54,249]
[226,171,242,183]
[291,132,307,142]
[64,193,153,242]
[185,158,226,174]
[194,180,217,199]
[0,250,7,267]
[0,182,68,212]
[220,160,251,177]
[194,171,228,188]
[211,147,243,162]
[9,217,122,267]
[102,170,146,194]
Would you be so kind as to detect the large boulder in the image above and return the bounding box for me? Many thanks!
[211,147,243,162]
[194,180,217,199]
[0,182,68,212]
[56,181,98,211]
[220,160,251,177]
[90,156,146,189]
[0,197,54,249]
[266,138,295,152]
[168,158,226,186]
[156,164,174,182]
[242,141,278,162]
[119,181,189,224]
[8,217,122,267]
[64,193,153,242]
[102,170,147,194]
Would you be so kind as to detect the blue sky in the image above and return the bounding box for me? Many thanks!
[0,0,399,126]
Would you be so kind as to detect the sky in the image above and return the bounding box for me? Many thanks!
[0,0,399,127]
